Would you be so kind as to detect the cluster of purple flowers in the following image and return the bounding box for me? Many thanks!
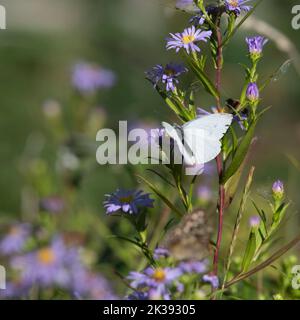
[40,196,65,214]
[0,232,117,299]
[127,248,215,300]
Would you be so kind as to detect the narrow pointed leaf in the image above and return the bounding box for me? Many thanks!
[136,174,184,218]
[222,120,257,184]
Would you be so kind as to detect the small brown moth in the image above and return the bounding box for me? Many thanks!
[163,209,213,261]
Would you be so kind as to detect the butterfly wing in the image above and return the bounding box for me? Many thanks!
[162,121,195,166]
[183,113,233,140]
[183,113,233,164]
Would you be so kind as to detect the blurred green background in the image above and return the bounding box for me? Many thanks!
[0,0,299,230]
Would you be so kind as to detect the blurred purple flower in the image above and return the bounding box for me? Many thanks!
[72,268,117,300]
[166,26,212,54]
[179,260,207,274]
[225,0,252,15]
[0,282,29,299]
[246,82,259,102]
[146,63,187,92]
[11,237,71,287]
[150,128,167,148]
[72,62,116,94]
[0,224,30,255]
[246,36,268,57]
[249,216,260,227]
[197,186,212,203]
[104,189,154,215]
[40,196,65,214]
[153,247,170,260]
[203,274,219,288]
[176,0,199,12]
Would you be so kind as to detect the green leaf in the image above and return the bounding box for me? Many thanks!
[222,167,255,288]
[270,202,290,234]
[224,137,256,208]
[230,127,238,155]
[153,85,190,122]
[221,120,257,184]
[225,234,300,289]
[185,55,219,99]
[136,174,184,218]
[260,59,292,91]
[241,228,257,272]
[146,169,175,188]
[110,235,142,248]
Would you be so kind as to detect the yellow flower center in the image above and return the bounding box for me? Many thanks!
[10,227,21,236]
[164,68,175,76]
[119,196,133,203]
[37,248,56,265]
[228,0,239,7]
[182,35,195,45]
[152,268,166,282]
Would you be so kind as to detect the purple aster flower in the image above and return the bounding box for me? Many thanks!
[249,216,260,227]
[146,63,188,92]
[153,247,170,260]
[104,189,154,215]
[272,180,284,200]
[203,274,219,288]
[128,267,182,300]
[225,0,252,16]
[246,36,268,58]
[179,260,208,274]
[72,62,116,94]
[166,26,212,55]
[40,196,65,214]
[0,224,30,255]
[11,237,71,287]
[246,82,259,102]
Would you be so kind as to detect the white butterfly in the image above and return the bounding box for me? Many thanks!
[162,113,233,169]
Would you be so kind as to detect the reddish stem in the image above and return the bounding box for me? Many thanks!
[215,26,223,112]
[213,25,225,277]
[213,154,225,275]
